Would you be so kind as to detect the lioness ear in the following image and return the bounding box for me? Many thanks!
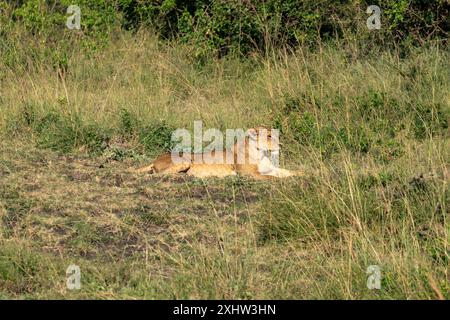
[247,128,258,140]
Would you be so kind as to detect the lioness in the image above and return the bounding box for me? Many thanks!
[133,127,302,179]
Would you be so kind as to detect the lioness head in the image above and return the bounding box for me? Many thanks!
[247,126,280,153]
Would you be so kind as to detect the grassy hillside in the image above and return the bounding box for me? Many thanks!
[0,3,449,299]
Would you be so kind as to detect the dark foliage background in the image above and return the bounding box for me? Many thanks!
[1,0,448,58]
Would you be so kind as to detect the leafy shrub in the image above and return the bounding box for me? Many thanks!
[13,104,111,154]
[1,0,122,72]
[139,121,176,155]
[11,0,120,38]
[119,109,176,155]
[119,108,139,138]
[412,102,448,139]
[3,0,447,61]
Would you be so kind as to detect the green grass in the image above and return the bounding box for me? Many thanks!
[0,32,448,299]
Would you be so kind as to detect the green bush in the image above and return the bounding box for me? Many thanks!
[33,113,110,154]
[1,0,447,60]
[119,109,176,155]
[119,108,139,138]
[412,102,449,139]
[139,120,176,155]
[11,0,120,37]
[0,0,122,71]
[11,104,111,154]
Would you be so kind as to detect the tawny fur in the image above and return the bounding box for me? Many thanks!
[132,127,303,179]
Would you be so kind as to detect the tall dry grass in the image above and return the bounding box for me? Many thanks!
[0,30,448,299]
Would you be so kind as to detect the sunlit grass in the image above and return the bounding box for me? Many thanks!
[0,32,448,299]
